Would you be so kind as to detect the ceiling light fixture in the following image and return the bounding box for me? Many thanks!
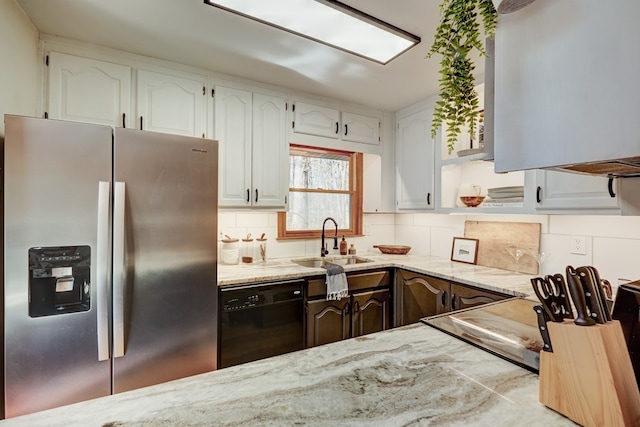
[203,0,420,64]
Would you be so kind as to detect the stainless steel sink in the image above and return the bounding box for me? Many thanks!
[291,256,373,268]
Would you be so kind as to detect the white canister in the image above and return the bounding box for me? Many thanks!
[220,237,239,265]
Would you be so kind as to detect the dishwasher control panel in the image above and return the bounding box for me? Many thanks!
[221,280,304,312]
[223,293,263,311]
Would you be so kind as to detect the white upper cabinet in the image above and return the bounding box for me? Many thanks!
[395,108,435,211]
[215,86,288,208]
[342,112,380,145]
[136,70,206,137]
[292,100,381,146]
[533,170,619,211]
[215,86,253,207]
[363,153,382,212]
[252,92,288,207]
[292,101,340,139]
[48,52,131,127]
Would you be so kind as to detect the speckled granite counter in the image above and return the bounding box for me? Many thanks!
[0,323,575,426]
[218,253,536,298]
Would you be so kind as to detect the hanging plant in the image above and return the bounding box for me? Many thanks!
[427,0,497,154]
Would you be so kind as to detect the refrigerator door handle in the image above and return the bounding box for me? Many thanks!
[113,181,126,358]
[97,181,111,361]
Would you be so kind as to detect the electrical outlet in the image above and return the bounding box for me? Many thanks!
[570,235,587,255]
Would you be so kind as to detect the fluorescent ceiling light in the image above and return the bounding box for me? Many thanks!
[204,0,420,64]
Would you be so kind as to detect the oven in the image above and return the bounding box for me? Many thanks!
[219,280,305,368]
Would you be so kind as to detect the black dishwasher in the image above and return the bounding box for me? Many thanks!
[219,280,305,368]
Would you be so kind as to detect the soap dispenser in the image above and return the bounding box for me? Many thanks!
[339,235,348,255]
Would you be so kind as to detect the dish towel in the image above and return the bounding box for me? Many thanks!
[324,262,349,301]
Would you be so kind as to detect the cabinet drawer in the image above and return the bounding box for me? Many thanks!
[348,270,390,292]
[307,270,390,298]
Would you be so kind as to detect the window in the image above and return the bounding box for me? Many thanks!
[277,145,362,239]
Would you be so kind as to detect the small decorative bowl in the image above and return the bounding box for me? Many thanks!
[459,196,485,207]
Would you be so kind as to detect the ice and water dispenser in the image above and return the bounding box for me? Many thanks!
[28,246,91,317]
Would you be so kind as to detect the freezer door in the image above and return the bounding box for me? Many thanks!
[3,115,113,417]
[112,128,217,393]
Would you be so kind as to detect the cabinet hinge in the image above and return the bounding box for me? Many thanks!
[203,86,206,96]
[45,55,49,67]
[211,88,215,98]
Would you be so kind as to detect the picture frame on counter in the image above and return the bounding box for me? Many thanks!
[451,237,479,264]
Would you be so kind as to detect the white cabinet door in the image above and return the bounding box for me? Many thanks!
[292,101,340,138]
[396,108,435,210]
[252,92,288,207]
[48,52,131,127]
[533,170,619,211]
[137,70,206,137]
[363,153,382,212]
[342,112,379,145]
[215,86,253,207]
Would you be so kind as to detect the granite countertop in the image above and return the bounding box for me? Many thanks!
[1,323,576,426]
[218,253,536,298]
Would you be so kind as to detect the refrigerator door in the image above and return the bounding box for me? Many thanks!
[4,115,113,417]
[112,128,217,393]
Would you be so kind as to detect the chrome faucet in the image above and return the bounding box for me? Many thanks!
[321,217,339,257]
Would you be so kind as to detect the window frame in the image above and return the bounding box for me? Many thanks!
[277,144,363,240]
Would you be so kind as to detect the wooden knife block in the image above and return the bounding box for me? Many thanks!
[539,320,640,426]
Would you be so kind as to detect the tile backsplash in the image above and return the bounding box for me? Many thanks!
[219,211,640,287]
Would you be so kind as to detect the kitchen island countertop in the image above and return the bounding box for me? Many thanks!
[0,322,576,426]
[218,253,536,298]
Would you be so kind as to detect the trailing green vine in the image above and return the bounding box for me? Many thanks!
[427,0,497,154]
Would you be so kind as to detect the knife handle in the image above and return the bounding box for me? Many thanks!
[566,266,596,326]
[533,304,553,352]
[588,266,612,322]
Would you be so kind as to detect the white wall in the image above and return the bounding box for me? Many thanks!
[218,212,395,260]
[0,0,39,136]
[220,211,640,292]
[394,213,640,293]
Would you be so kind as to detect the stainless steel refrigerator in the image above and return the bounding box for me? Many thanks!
[3,115,218,418]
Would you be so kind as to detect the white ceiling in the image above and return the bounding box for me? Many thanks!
[15,0,486,112]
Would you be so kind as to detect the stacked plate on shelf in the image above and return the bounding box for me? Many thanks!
[484,186,525,207]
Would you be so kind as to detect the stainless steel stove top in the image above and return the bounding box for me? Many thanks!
[423,298,543,372]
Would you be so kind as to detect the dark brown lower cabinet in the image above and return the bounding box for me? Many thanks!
[395,270,449,326]
[395,269,510,327]
[306,288,390,348]
[450,283,507,311]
